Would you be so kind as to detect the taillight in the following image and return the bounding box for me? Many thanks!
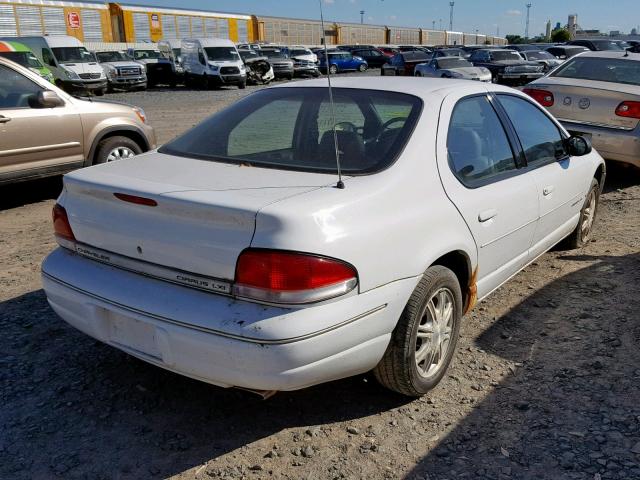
[234,249,358,304]
[523,88,554,107]
[52,203,76,248]
[615,101,640,119]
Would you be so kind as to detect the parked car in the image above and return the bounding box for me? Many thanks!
[431,48,466,59]
[567,39,624,52]
[519,50,564,72]
[378,46,400,58]
[546,46,589,60]
[349,47,389,68]
[0,57,155,184]
[415,56,491,82]
[238,49,274,85]
[127,47,177,88]
[0,40,53,82]
[469,48,544,84]
[525,51,640,169]
[1,35,106,95]
[506,44,541,52]
[182,38,246,89]
[284,46,318,64]
[381,51,432,76]
[95,50,147,92]
[41,77,604,397]
[158,39,185,84]
[319,51,368,74]
[260,47,294,80]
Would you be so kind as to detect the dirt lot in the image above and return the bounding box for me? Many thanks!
[1,75,640,480]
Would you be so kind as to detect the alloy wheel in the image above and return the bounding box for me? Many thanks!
[106,146,137,162]
[415,287,455,379]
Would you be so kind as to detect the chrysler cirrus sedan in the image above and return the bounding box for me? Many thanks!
[414,56,492,82]
[42,78,605,397]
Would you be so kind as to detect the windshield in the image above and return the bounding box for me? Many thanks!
[490,50,523,61]
[96,51,130,62]
[290,49,311,56]
[134,50,161,60]
[525,51,555,60]
[438,58,472,69]
[262,50,287,59]
[204,47,239,61]
[52,47,94,63]
[441,49,464,56]
[239,50,259,61]
[551,56,640,86]
[0,51,43,68]
[159,87,422,175]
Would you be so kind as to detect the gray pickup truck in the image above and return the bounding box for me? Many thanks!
[95,50,147,92]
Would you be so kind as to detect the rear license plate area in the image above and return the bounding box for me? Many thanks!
[108,311,161,360]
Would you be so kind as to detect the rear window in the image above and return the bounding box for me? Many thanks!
[159,87,422,175]
[551,57,640,86]
[490,50,523,61]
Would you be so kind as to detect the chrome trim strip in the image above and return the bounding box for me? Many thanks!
[42,272,387,345]
[0,141,81,158]
[558,118,635,131]
[234,278,358,305]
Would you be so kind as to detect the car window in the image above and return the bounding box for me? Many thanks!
[160,87,422,175]
[447,96,517,187]
[551,57,640,86]
[0,64,44,109]
[497,95,566,166]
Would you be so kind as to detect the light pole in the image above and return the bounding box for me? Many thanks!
[475,28,479,44]
[360,10,365,24]
[525,3,532,39]
[449,1,455,31]
[432,20,436,30]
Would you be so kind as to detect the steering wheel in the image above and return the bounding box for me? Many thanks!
[375,117,406,143]
[334,121,358,133]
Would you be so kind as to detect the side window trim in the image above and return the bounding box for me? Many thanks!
[446,93,522,190]
[488,92,527,168]
[493,92,570,170]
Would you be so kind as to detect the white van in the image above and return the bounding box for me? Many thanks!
[0,36,107,95]
[182,38,246,89]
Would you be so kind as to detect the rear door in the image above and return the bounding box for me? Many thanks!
[437,92,539,299]
[0,64,83,181]
[495,93,590,256]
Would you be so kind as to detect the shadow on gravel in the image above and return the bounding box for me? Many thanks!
[406,253,640,480]
[0,176,62,211]
[602,162,640,194]
[0,289,410,479]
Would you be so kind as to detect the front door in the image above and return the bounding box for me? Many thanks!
[437,92,539,299]
[0,64,83,180]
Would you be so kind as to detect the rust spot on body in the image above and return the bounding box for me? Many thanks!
[464,267,478,315]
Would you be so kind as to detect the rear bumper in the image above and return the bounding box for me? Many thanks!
[41,248,416,391]
[561,120,640,168]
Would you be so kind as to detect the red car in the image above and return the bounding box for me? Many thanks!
[379,47,399,58]
[381,51,431,76]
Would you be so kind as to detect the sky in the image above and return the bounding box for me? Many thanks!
[127,0,640,37]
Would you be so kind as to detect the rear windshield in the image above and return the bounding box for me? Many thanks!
[551,56,640,86]
[159,87,422,175]
[524,51,554,60]
[489,50,523,61]
[591,41,623,51]
[204,47,239,61]
[0,51,42,68]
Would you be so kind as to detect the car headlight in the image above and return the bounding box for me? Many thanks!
[132,107,147,124]
[106,66,117,79]
[65,70,80,80]
[208,65,219,72]
[480,67,491,74]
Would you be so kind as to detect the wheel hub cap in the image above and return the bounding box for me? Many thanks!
[106,147,136,162]
[415,288,454,378]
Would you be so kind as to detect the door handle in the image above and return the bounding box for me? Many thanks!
[478,209,498,222]
[0,116,11,124]
[543,185,555,196]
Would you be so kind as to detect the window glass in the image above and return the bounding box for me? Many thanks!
[160,87,422,174]
[498,95,566,166]
[0,64,43,109]
[447,96,517,187]
[551,57,640,86]
[52,47,94,63]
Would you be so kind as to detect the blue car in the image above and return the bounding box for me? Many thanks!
[319,51,368,74]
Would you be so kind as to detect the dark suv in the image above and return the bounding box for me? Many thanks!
[349,47,389,68]
[469,48,544,84]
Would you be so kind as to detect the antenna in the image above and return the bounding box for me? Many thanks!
[318,0,345,189]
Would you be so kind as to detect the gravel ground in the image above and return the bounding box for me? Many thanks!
[1,71,640,480]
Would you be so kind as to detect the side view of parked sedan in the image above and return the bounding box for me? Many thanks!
[415,56,491,82]
[319,51,368,74]
[42,77,605,397]
[0,57,155,184]
[525,51,640,169]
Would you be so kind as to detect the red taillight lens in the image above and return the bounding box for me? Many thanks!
[52,204,76,243]
[615,101,640,119]
[114,193,158,206]
[523,88,555,107]
[235,249,357,304]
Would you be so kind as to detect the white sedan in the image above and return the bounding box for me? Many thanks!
[415,56,492,82]
[42,78,605,397]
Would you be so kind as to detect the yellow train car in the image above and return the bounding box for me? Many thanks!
[0,0,112,42]
[111,3,253,43]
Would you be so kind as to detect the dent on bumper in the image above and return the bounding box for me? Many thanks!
[41,248,418,391]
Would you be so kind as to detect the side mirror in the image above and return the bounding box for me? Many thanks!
[28,90,65,109]
[566,135,592,157]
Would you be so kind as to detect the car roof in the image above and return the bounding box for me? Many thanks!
[571,50,640,60]
[435,56,468,60]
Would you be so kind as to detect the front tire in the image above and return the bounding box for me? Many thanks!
[93,136,142,165]
[358,64,367,72]
[563,178,600,249]
[329,64,338,75]
[374,266,463,397]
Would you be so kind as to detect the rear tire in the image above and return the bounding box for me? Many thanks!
[94,88,105,96]
[563,178,600,249]
[93,136,143,165]
[374,266,462,397]
[329,64,338,74]
[238,80,246,89]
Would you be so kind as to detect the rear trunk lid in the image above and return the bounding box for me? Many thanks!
[61,152,337,282]
[535,78,640,130]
